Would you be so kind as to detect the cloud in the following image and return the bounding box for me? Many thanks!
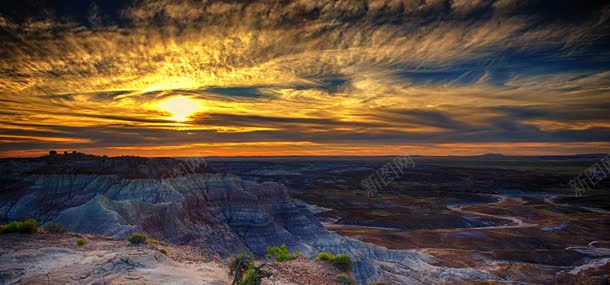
[0,0,609,156]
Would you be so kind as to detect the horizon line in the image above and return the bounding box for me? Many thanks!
[2,152,608,159]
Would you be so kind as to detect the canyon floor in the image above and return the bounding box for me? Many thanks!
[210,155,610,284]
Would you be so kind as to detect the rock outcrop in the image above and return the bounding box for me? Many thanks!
[0,242,228,285]
[0,156,495,283]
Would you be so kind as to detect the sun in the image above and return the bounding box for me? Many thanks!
[159,96,201,122]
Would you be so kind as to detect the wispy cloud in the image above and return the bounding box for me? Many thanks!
[0,0,609,156]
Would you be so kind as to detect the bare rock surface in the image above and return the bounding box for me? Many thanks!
[0,234,228,285]
[0,233,341,285]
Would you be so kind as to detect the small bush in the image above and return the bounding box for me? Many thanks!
[331,254,353,273]
[0,221,22,234]
[128,233,148,245]
[229,253,255,284]
[228,253,272,285]
[335,273,356,285]
[20,219,37,233]
[159,248,168,255]
[318,251,334,261]
[230,253,254,272]
[43,222,63,233]
[239,268,261,285]
[265,243,301,262]
[0,219,38,234]
[76,238,87,246]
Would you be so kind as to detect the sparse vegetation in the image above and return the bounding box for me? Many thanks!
[229,253,254,285]
[228,253,272,285]
[128,233,148,244]
[0,221,21,234]
[335,273,356,285]
[239,268,262,285]
[318,251,334,261]
[0,218,38,234]
[318,252,354,273]
[76,237,87,246]
[20,218,38,233]
[238,264,272,285]
[331,254,353,273]
[159,248,168,255]
[265,243,301,262]
[43,222,64,233]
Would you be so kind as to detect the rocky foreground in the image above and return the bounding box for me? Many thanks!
[0,233,340,284]
[0,154,497,284]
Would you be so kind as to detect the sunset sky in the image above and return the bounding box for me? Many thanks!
[1,0,609,157]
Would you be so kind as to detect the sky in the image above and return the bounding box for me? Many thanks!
[1,0,609,157]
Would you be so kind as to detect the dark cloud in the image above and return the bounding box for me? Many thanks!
[204,87,267,98]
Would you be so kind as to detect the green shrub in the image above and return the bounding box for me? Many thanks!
[318,251,334,261]
[0,221,22,234]
[128,233,148,245]
[76,238,87,246]
[335,273,356,285]
[331,254,353,273]
[233,252,255,269]
[265,243,301,262]
[43,222,63,233]
[0,219,38,234]
[239,268,262,285]
[318,252,353,273]
[228,252,273,285]
[229,253,255,284]
[20,218,37,233]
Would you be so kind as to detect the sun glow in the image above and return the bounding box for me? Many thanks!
[159,96,201,122]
